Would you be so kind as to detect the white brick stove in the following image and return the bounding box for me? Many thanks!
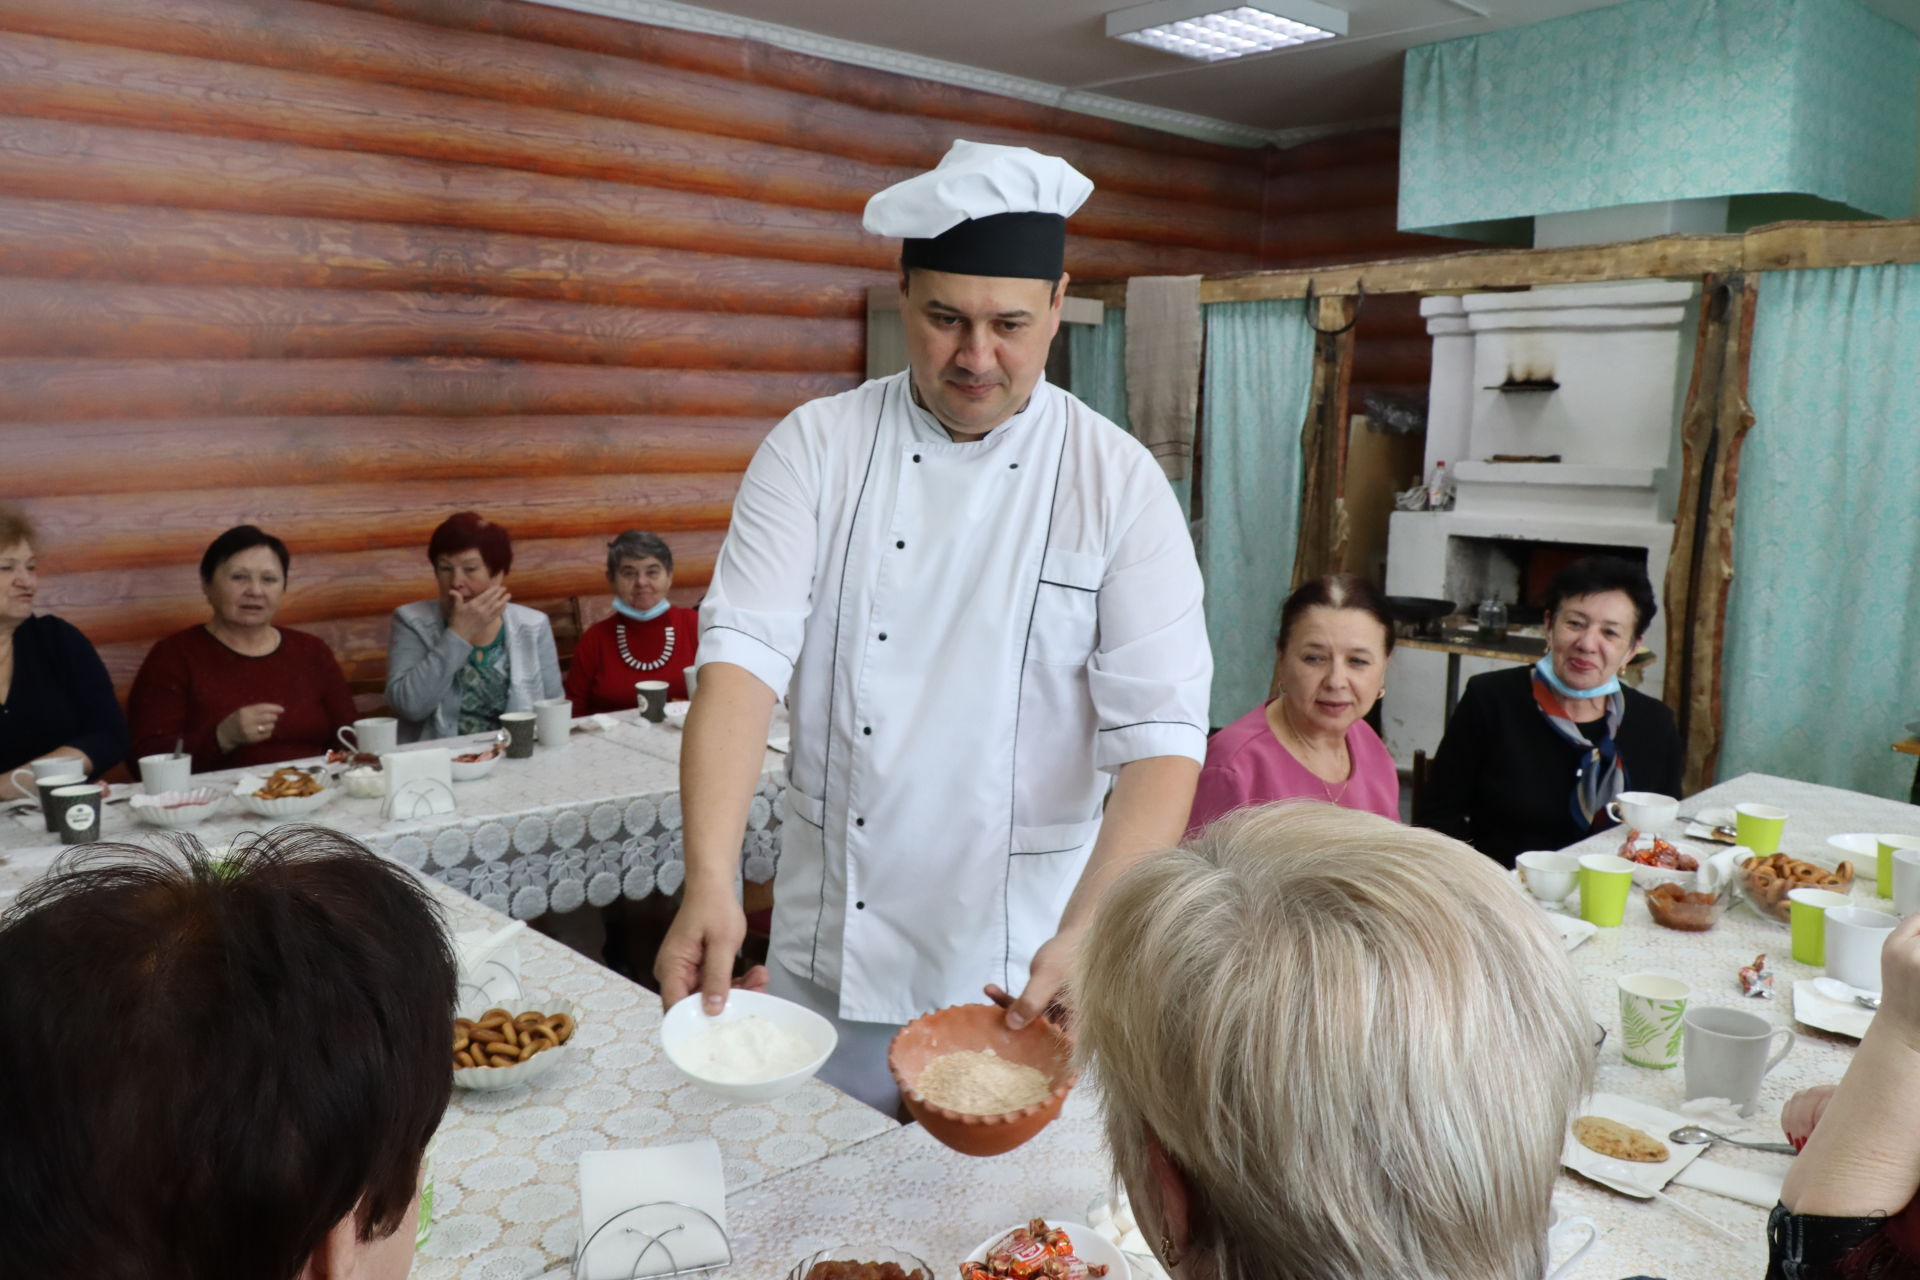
[1382,280,1699,768]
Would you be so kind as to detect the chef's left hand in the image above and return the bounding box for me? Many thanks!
[986,926,1080,1032]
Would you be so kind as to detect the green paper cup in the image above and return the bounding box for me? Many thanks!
[1578,853,1633,927]
[1618,971,1691,1069]
[1788,888,1851,966]
[1735,804,1788,855]
[1874,835,1920,901]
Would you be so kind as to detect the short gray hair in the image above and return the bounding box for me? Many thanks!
[1072,802,1593,1280]
[605,530,672,580]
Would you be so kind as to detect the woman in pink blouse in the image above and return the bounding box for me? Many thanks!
[1187,573,1401,835]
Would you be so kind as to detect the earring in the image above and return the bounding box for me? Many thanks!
[1159,1233,1180,1268]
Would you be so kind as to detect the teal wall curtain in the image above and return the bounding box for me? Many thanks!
[1718,265,1920,798]
[1198,299,1316,725]
[1068,312,1192,518]
[1399,0,1919,238]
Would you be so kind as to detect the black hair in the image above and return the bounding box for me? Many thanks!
[1276,573,1397,656]
[0,827,455,1280]
[199,524,291,584]
[1543,556,1658,638]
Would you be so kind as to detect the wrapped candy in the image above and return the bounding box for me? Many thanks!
[1739,953,1776,999]
[967,1219,1106,1280]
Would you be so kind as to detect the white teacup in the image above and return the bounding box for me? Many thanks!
[9,754,80,796]
[338,717,398,757]
[1893,847,1920,917]
[533,697,572,746]
[684,664,700,702]
[1516,850,1580,904]
[1825,905,1899,993]
[139,752,192,796]
[1606,791,1679,832]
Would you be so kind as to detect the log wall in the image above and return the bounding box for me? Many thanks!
[0,0,1282,700]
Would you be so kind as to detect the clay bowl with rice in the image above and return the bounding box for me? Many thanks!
[888,1003,1075,1157]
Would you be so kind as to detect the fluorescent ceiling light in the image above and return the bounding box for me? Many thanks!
[1106,1,1347,62]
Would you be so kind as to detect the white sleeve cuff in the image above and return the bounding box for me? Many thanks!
[1094,719,1208,774]
[696,627,796,701]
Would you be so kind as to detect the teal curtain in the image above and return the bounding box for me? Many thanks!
[1068,312,1191,518]
[1399,0,1919,238]
[1198,299,1316,725]
[1718,265,1920,798]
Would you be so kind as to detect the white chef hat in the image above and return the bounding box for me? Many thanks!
[863,140,1094,280]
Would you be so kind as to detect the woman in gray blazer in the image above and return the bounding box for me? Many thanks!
[385,512,562,743]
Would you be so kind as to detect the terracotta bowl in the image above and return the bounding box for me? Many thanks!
[887,1003,1075,1157]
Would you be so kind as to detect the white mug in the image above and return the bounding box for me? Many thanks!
[1543,1213,1599,1280]
[338,717,398,757]
[1683,1005,1795,1115]
[9,755,80,795]
[138,753,192,796]
[1825,905,1900,993]
[533,697,572,746]
[684,664,699,702]
[1606,791,1679,832]
[1893,847,1920,917]
[1516,850,1580,904]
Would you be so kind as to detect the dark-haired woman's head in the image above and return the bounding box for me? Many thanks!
[1271,574,1395,737]
[1543,557,1657,694]
[428,512,512,616]
[0,827,455,1280]
[200,525,290,631]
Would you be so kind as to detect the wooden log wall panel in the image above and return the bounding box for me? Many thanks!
[0,199,892,317]
[18,472,743,571]
[0,0,1265,212]
[0,0,1286,699]
[9,416,776,497]
[0,32,1263,256]
[0,280,864,370]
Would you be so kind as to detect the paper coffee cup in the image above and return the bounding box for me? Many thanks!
[1577,853,1633,927]
[1788,887,1852,966]
[1735,804,1788,855]
[1875,835,1920,901]
[1618,971,1690,1068]
[499,712,536,759]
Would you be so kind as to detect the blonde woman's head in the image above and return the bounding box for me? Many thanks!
[1072,802,1593,1280]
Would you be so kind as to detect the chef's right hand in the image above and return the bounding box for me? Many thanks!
[655,890,747,1016]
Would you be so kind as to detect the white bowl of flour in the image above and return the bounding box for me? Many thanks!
[660,989,837,1102]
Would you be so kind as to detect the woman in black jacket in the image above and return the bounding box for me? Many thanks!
[1424,556,1681,866]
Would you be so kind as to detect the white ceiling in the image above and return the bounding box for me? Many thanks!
[660,0,1920,136]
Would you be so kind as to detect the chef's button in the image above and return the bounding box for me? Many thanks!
[896,540,905,549]
[877,632,887,641]
[855,817,865,827]
[862,726,872,736]
[855,900,866,910]
[912,453,922,463]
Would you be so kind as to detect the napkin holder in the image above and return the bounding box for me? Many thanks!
[575,1142,730,1280]
[381,749,455,820]
[572,1203,732,1280]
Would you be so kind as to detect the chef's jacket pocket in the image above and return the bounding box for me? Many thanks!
[1005,818,1099,966]
[771,785,828,977]
[1028,549,1101,667]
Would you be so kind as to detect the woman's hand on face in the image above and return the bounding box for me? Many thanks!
[217,702,284,754]
[447,583,511,647]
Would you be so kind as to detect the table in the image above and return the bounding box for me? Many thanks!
[0,713,790,917]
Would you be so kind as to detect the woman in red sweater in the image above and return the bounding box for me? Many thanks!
[566,531,699,714]
[128,526,356,774]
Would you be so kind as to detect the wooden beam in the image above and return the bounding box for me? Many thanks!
[1290,293,1356,589]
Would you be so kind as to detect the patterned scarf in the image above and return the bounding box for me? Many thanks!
[1532,672,1627,833]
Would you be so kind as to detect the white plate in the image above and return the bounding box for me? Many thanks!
[1793,978,1875,1040]
[1561,1092,1708,1199]
[128,787,224,829]
[966,1222,1130,1280]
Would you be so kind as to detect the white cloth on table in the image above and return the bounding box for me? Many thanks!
[699,371,1210,1025]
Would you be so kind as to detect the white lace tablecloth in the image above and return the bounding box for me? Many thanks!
[419,882,895,1280]
[1,715,790,916]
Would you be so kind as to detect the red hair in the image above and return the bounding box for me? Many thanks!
[426,512,512,576]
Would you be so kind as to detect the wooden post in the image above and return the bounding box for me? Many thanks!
[1291,292,1356,588]
[1662,273,1759,793]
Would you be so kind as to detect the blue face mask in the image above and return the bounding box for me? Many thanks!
[1535,654,1619,700]
[613,597,671,622]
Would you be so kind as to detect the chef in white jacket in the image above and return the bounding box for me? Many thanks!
[655,140,1211,1112]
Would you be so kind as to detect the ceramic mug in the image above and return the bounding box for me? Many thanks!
[138,752,191,796]
[1825,905,1899,993]
[1682,1005,1795,1115]
[338,717,399,757]
[684,664,700,702]
[10,756,84,830]
[1892,847,1920,917]
[1617,971,1691,1069]
[533,697,572,746]
[1517,850,1581,905]
[1606,791,1679,833]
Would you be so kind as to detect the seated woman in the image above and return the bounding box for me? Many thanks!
[0,827,454,1280]
[566,529,700,714]
[385,511,561,743]
[1186,573,1398,835]
[1073,803,1593,1279]
[127,525,356,772]
[1424,555,1682,866]
[0,508,130,794]
[1769,912,1920,1276]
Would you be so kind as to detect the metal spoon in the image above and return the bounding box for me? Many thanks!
[1668,1125,1797,1155]
[1856,991,1883,1010]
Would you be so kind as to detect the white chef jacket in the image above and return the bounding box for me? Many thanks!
[698,371,1210,1024]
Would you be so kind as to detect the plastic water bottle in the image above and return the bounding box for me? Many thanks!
[1425,460,1451,510]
